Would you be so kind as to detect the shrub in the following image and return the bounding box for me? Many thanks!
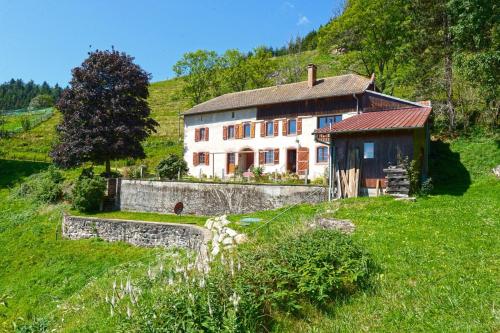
[251,166,264,178]
[13,166,64,204]
[420,177,434,196]
[71,171,106,212]
[28,94,54,110]
[240,229,377,312]
[156,155,188,180]
[122,165,146,179]
[20,116,31,131]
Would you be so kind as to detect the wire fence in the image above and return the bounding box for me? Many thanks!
[0,108,54,137]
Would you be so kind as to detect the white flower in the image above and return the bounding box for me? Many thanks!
[127,305,132,318]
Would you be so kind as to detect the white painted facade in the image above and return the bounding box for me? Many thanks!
[183,107,357,180]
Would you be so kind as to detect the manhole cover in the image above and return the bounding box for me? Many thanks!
[174,202,184,215]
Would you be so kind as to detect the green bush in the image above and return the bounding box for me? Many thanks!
[13,166,64,204]
[28,94,54,110]
[110,230,376,332]
[156,154,188,180]
[20,116,31,131]
[71,172,106,212]
[240,229,377,312]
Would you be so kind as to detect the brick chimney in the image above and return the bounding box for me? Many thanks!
[307,64,317,88]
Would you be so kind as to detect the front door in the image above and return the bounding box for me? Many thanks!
[287,149,297,173]
[227,153,236,174]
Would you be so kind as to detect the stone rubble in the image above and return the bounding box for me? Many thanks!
[204,215,248,256]
[309,217,356,234]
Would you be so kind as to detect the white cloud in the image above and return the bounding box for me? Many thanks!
[297,15,310,26]
[283,1,295,9]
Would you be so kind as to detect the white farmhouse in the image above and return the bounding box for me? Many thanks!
[182,65,431,191]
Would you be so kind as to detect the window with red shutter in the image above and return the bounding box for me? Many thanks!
[297,118,302,135]
[193,152,199,166]
[205,128,209,141]
[259,150,265,165]
[195,128,200,142]
[205,152,210,165]
[273,120,279,136]
[260,122,265,137]
[223,126,228,140]
[274,148,279,164]
[282,120,287,136]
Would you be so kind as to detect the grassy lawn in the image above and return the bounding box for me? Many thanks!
[0,160,158,330]
[229,134,500,332]
[0,131,498,331]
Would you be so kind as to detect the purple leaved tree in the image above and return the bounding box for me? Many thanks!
[51,49,158,175]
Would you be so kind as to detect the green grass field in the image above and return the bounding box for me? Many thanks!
[0,50,339,168]
[0,133,497,331]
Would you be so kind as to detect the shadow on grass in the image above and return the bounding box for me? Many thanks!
[429,140,471,195]
[0,159,49,188]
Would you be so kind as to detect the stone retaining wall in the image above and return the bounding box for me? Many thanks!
[119,180,327,216]
[62,215,211,251]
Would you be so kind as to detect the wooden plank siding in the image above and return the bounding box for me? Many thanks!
[362,92,416,112]
[256,95,358,120]
[332,130,416,188]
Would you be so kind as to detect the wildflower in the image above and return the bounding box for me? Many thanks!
[127,305,132,319]
[208,294,213,317]
[229,292,241,311]
[199,277,206,288]
[148,265,152,279]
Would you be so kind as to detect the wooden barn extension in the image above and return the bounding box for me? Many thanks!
[314,106,431,199]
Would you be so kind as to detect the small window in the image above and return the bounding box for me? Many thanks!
[227,125,235,139]
[318,115,343,128]
[288,119,297,134]
[199,128,206,140]
[317,146,329,163]
[231,111,235,118]
[266,122,274,136]
[264,150,274,164]
[364,142,374,159]
[243,123,251,138]
[198,153,205,164]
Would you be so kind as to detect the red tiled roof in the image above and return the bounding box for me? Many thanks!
[313,107,431,135]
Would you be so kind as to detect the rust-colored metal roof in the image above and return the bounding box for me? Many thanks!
[183,74,372,115]
[313,107,432,135]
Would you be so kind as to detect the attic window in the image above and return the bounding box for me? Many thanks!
[232,111,235,118]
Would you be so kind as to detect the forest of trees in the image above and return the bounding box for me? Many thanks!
[175,0,498,134]
[0,79,63,111]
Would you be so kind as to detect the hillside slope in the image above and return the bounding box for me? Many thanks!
[0,50,344,166]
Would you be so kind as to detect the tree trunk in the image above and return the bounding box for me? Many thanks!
[105,160,111,177]
[443,11,455,132]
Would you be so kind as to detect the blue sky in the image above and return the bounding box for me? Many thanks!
[0,0,341,86]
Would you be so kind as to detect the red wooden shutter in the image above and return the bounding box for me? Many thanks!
[274,149,279,164]
[251,122,256,138]
[205,127,209,141]
[282,120,288,136]
[193,152,199,166]
[297,118,302,135]
[195,128,200,142]
[205,152,210,166]
[223,126,228,140]
[297,147,309,175]
[260,122,265,137]
[259,150,265,165]
[273,120,279,136]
